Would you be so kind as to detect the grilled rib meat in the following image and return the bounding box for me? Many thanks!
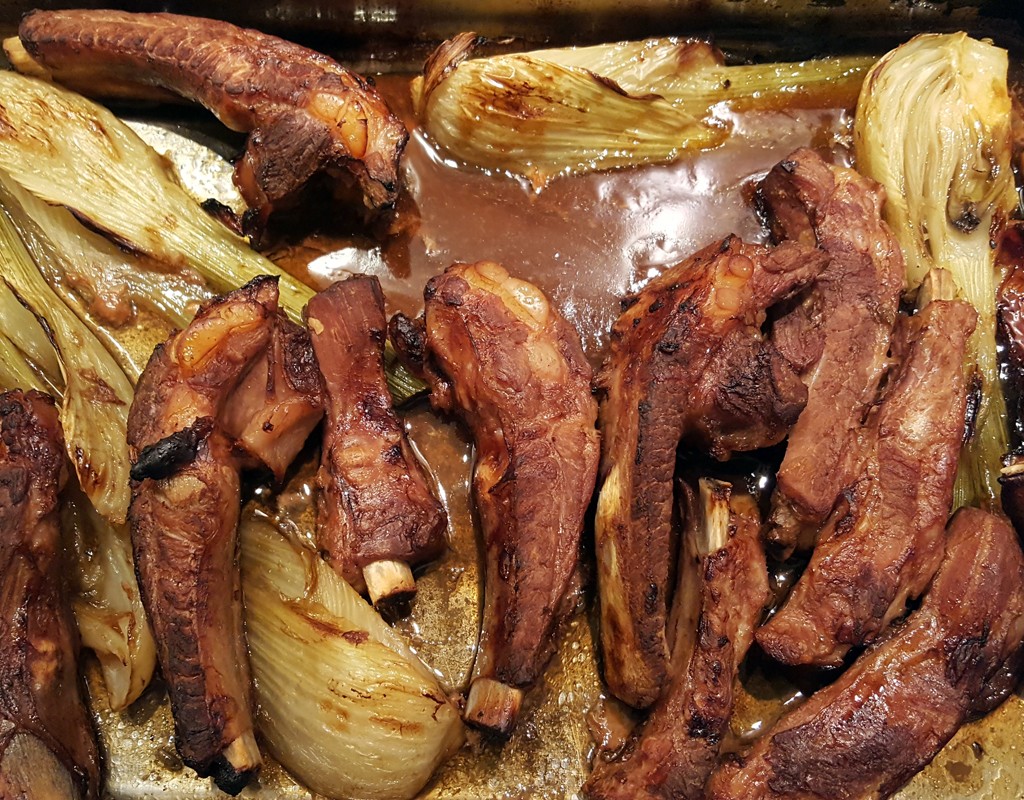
[759,148,905,555]
[0,390,100,800]
[707,507,1024,800]
[10,9,408,226]
[757,269,976,667]
[390,261,599,735]
[595,235,827,709]
[585,480,768,800]
[306,276,446,608]
[221,315,324,482]
[128,277,279,794]
[998,226,1024,530]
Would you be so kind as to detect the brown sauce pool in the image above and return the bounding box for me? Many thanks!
[275,74,852,364]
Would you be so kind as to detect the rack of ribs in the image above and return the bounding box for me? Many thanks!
[757,269,976,667]
[585,479,768,800]
[707,507,1024,800]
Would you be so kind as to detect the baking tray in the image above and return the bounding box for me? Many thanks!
[2,3,1022,799]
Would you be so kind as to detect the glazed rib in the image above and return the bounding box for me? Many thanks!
[305,276,447,608]
[585,480,768,800]
[997,226,1024,530]
[707,507,1024,800]
[9,9,407,225]
[221,315,324,482]
[594,235,826,709]
[757,269,976,667]
[759,148,905,555]
[128,277,279,794]
[390,261,599,735]
[0,390,100,800]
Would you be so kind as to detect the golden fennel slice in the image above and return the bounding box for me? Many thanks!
[0,71,311,320]
[0,71,424,402]
[0,279,61,392]
[241,513,464,800]
[854,32,1017,510]
[1,177,180,382]
[7,174,212,331]
[62,483,156,710]
[0,175,133,524]
[414,33,874,186]
[0,330,47,395]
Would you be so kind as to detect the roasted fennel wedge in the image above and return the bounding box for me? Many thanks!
[0,173,133,524]
[62,484,156,710]
[413,34,874,186]
[0,177,185,381]
[240,513,464,800]
[0,70,423,402]
[855,33,1017,509]
[0,280,61,393]
[0,263,155,709]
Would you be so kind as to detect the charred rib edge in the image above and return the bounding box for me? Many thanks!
[130,416,215,482]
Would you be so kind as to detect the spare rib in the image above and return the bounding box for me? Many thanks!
[707,506,1024,800]
[7,9,408,227]
[594,235,826,708]
[585,479,768,800]
[759,147,905,555]
[306,276,447,609]
[757,269,976,667]
[0,390,100,800]
[128,276,278,794]
[390,261,599,736]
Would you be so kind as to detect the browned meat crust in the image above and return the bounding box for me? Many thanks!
[759,148,905,555]
[997,226,1024,530]
[221,316,324,482]
[390,261,599,735]
[757,271,976,667]
[0,390,100,800]
[594,235,827,709]
[585,482,768,800]
[707,507,1024,800]
[305,276,446,606]
[128,277,279,794]
[14,9,408,225]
